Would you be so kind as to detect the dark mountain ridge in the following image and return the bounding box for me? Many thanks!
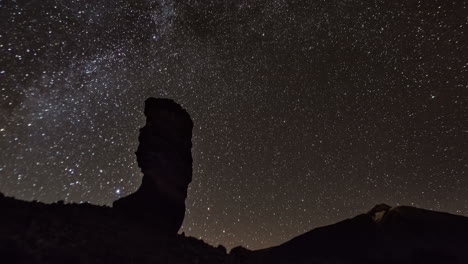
[2,195,467,263]
[1,98,467,263]
[251,204,468,264]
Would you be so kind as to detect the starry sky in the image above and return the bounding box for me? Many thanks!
[1,0,467,250]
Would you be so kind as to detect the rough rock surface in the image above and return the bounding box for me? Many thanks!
[113,97,193,235]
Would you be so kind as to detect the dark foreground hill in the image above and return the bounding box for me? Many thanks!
[251,204,468,264]
[1,195,468,264]
[2,98,467,263]
[0,193,230,264]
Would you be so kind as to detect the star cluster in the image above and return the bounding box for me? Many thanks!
[1,0,467,249]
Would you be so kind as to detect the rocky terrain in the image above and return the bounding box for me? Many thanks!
[0,194,231,264]
[1,98,467,263]
[2,196,467,264]
[0,98,228,264]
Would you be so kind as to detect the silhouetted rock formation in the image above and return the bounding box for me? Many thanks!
[250,204,468,264]
[1,194,468,263]
[0,98,231,264]
[113,97,193,235]
[0,195,229,264]
[1,98,468,263]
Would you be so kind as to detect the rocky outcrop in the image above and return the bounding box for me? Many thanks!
[113,97,194,235]
[0,195,229,264]
[0,98,229,264]
[1,98,468,264]
[2,195,468,263]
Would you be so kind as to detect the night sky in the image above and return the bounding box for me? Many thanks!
[1,0,467,250]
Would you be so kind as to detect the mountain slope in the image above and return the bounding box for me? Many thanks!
[252,204,468,264]
[1,197,467,263]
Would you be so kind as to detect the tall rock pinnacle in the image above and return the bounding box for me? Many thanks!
[113,98,193,235]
